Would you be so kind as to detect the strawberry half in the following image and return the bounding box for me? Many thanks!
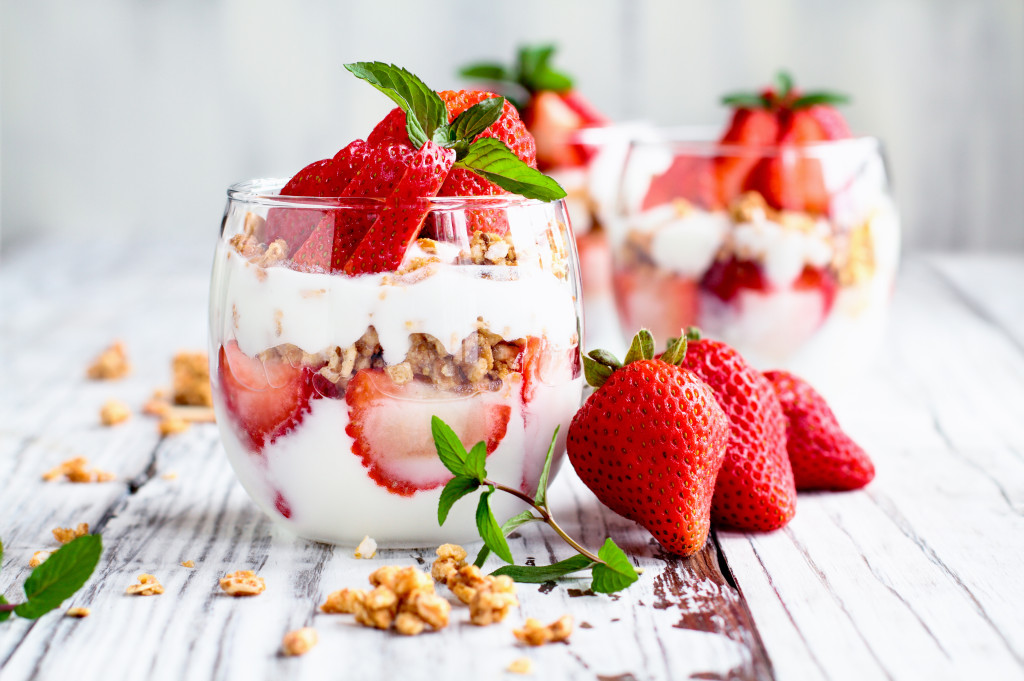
[345,369,512,496]
[680,333,797,532]
[764,370,875,490]
[218,341,316,452]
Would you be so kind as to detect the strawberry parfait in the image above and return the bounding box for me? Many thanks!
[614,74,900,387]
[210,63,583,545]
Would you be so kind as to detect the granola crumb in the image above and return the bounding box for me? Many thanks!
[99,399,132,426]
[324,566,449,635]
[181,560,195,568]
[320,588,366,614]
[66,607,91,618]
[354,535,377,559]
[29,551,52,567]
[172,351,212,407]
[86,341,131,380]
[42,457,115,484]
[162,471,179,480]
[507,657,534,674]
[281,627,318,656]
[220,570,265,597]
[158,416,190,436]
[437,563,518,626]
[143,396,171,417]
[431,543,468,584]
[52,523,89,544]
[513,615,574,646]
[125,574,164,596]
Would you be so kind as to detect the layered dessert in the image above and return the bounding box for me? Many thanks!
[210,64,583,545]
[614,74,899,386]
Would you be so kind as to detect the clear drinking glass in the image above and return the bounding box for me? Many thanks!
[209,180,584,545]
[613,133,900,388]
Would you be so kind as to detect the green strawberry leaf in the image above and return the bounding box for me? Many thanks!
[491,554,594,583]
[473,510,539,567]
[583,355,614,388]
[662,335,688,366]
[590,538,639,594]
[517,44,556,80]
[587,349,622,370]
[345,62,447,149]
[455,138,566,201]
[721,93,770,109]
[791,92,851,109]
[534,427,560,508]
[459,63,510,83]
[14,534,102,619]
[476,489,514,564]
[448,96,506,152]
[0,595,10,622]
[528,67,573,93]
[623,329,655,365]
[437,476,481,526]
[775,70,794,98]
[466,441,488,481]
[432,416,473,478]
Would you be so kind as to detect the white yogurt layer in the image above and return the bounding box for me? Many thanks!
[650,212,731,279]
[216,244,580,364]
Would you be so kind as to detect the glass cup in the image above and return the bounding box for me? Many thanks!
[209,180,584,545]
[613,132,900,389]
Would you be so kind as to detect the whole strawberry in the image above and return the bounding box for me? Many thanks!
[679,330,797,532]
[764,370,875,491]
[567,330,730,557]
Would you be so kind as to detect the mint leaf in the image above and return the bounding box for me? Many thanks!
[438,476,480,526]
[590,538,639,594]
[528,67,572,93]
[475,489,514,564]
[0,538,4,572]
[449,97,505,147]
[623,329,655,365]
[456,138,566,201]
[0,596,10,622]
[466,441,488,481]
[432,416,472,478]
[459,63,510,82]
[792,92,851,108]
[534,427,560,508]
[775,70,794,98]
[492,554,594,583]
[15,534,101,619]
[583,355,614,388]
[344,62,447,149]
[473,510,539,567]
[721,93,769,109]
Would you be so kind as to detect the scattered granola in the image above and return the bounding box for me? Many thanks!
[281,627,318,656]
[220,570,265,597]
[66,607,91,618]
[42,457,115,483]
[354,535,377,559]
[99,399,132,426]
[432,550,519,626]
[162,471,179,480]
[158,416,190,436]
[52,523,89,544]
[513,615,574,646]
[86,341,131,380]
[125,574,164,596]
[181,560,195,568]
[431,543,468,584]
[507,657,535,675]
[321,588,365,615]
[29,551,52,567]
[172,352,213,407]
[321,565,450,636]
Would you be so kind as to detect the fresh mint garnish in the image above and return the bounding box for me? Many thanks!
[721,71,849,111]
[460,44,573,99]
[459,63,511,84]
[791,92,851,108]
[346,62,566,202]
[455,139,566,201]
[1,534,102,621]
[720,93,771,109]
[432,418,639,594]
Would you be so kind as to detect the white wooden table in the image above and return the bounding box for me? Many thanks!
[1,240,1022,681]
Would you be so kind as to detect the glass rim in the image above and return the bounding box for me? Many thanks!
[226,178,562,210]
[626,126,883,157]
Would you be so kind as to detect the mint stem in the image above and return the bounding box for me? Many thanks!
[0,603,17,612]
[483,479,604,565]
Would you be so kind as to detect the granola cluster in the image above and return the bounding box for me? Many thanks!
[464,231,518,266]
[43,457,115,483]
[321,565,451,636]
[229,213,288,272]
[513,615,574,646]
[220,570,266,597]
[281,627,318,656]
[172,352,213,407]
[52,523,89,544]
[126,574,164,596]
[30,551,52,567]
[86,341,131,380]
[100,399,132,426]
[431,544,519,626]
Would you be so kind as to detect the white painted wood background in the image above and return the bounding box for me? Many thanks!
[2,0,1022,252]
[1,240,1022,680]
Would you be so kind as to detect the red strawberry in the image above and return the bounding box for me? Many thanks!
[612,268,700,346]
[701,257,768,302]
[345,369,512,496]
[714,108,779,207]
[680,333,797,532]
[218,342,316,452]
[567,331,730,557]
[522,90,601,170]
[344,141,455,274]
[764,370,875,490]
[290,215,334,272]
[642,155,720,211]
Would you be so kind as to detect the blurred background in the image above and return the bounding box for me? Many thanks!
[1,0,1021,253]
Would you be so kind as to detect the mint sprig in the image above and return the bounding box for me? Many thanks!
[0,534,102,621]
[431,416,639,594]
[460,44,574,100]
[721,70,850,111]
[346,61,566,202]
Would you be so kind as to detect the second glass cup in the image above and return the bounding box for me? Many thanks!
[210,183,584,545]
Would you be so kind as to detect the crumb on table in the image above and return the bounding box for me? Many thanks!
[507,657,534,674]
[100,399,132,426]
[52,523,89,544]
[281,627,318,656]
[42,457,115,483]
[172,352,212,407]
[220,570,265,597]
[125,574,164,596]
[86,341,131,380]
[513,615,574,646]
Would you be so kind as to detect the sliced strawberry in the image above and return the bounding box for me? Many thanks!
[794,265,838,314]
[559,90,609,127]
[290,215,335,272]
[218,342,316,452]
[714,108,779,207]
[344,141,455,275]
[274,491,293,519]
[643,155,720,211]
[524,90,591,170]
[701,257,768,302]
[345,369,512,496]
[613,268,700,346]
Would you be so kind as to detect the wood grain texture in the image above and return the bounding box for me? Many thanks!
[2,241,1023,680]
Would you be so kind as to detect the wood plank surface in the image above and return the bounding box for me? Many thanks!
[1,240,1022,681]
